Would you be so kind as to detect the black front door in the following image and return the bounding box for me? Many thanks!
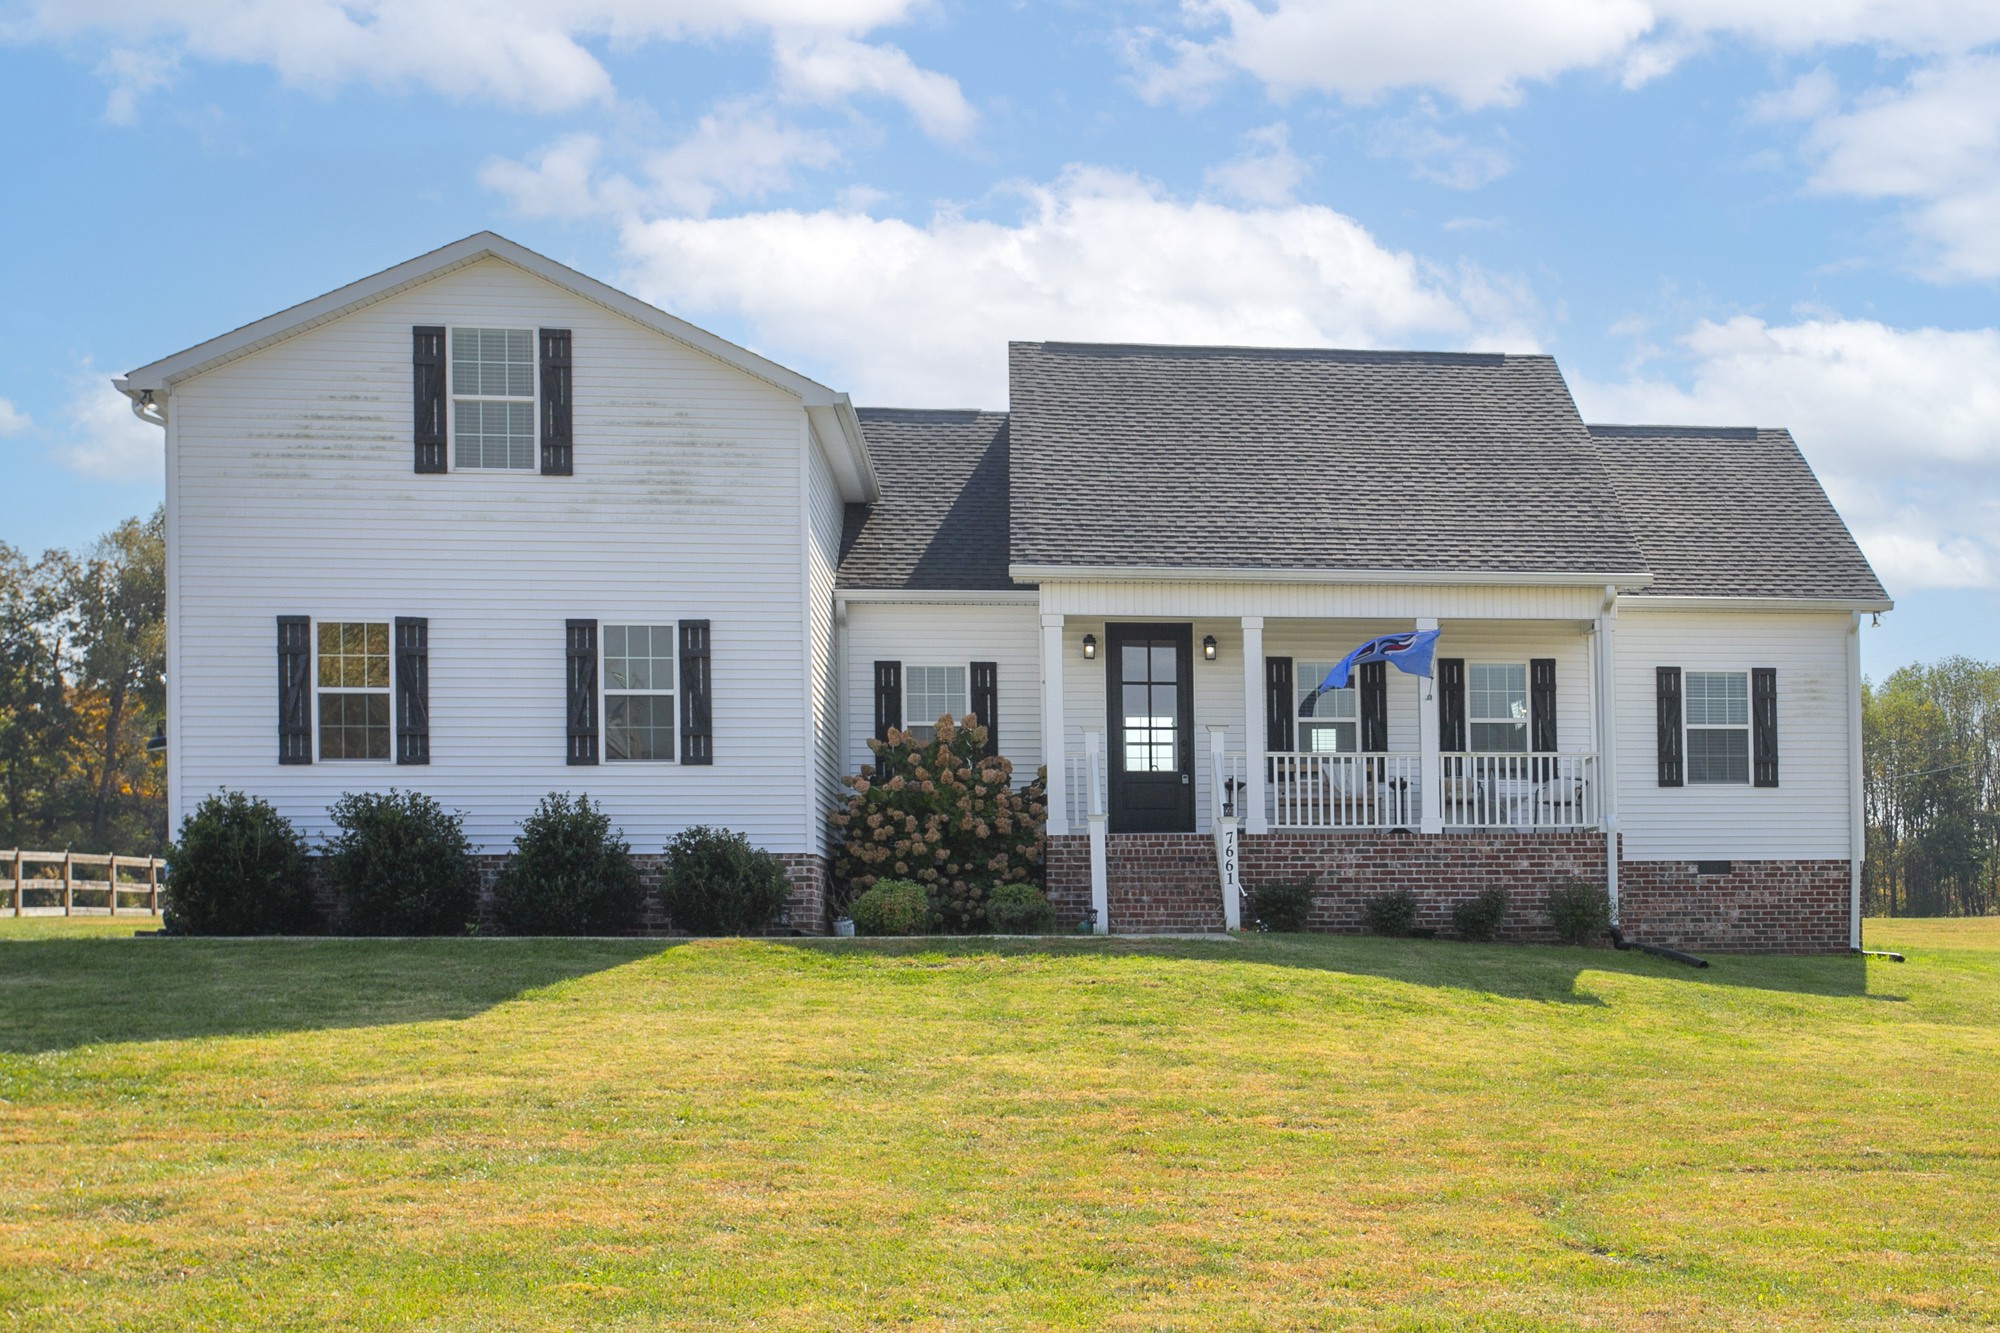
[1106,623,1194,833]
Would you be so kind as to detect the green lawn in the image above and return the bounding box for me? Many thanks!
[1,918,1994,1330]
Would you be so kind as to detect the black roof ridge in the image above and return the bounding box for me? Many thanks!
[1015,340,1539,366]
[1589,423,1765,440]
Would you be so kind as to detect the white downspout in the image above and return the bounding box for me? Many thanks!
[1848,612,1865,950]
[1598,586,1620,923]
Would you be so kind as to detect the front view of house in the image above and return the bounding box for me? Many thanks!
[119,234,1889,950]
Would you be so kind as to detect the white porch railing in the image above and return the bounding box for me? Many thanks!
[1063,747,1108,827]
[1437,753,1599,830]
[1265,753,1425,829]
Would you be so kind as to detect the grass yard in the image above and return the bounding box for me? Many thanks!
[1,918,1995,1330]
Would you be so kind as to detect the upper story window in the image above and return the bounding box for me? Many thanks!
[1467,662,1528,753]
[604,623,677,761]
[318,621,390,760]
[451,328,535,470]
[1295,662,1358,752]
[905,665,967,742]
[1685,670,1750,784]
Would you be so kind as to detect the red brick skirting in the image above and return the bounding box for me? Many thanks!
[306,852,829,936]
[1619,858,1849,954]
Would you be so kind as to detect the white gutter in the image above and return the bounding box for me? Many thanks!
[1010,563,1655,588]
[1622,594,1894,614]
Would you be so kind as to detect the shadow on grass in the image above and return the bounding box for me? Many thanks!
[0,937,672,1056]
[781,931,1872,1004]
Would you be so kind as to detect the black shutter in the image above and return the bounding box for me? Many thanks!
[1360,660,1388,753]
[680,620,712,765]
[394,616,429,765]
[1437,657,1466,752]
[1530,658,1557,753]
[873,661,902,741]
[1752,667,1779,788]
[566,619,598,766]
[1265,657,1294,753]
[413,326,446,473]
[277,616,312,765]
[970,661,998,758]
[539,327,572,476]
[1656,666,1683,787]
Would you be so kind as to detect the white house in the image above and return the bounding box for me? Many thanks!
[118,234,1890,950]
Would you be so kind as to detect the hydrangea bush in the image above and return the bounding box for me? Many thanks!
[829,715,1045,931]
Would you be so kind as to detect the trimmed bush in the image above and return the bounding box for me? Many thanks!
[492,793,644,936]
[657,825,791,936]
[1362,887,1420,938]
[987,881,1056,934]
[1546,878,1611,946]
[828,717,1045,916]
[1451,886,1509,942]
[163,790,315,935]
[324,790,478,936]
[850,879,929,936]
[1249,880,1315,933]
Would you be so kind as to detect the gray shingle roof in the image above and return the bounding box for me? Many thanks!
[1006,341,1651,577]
[838,409,1016,590]
[1588,425,1888,602]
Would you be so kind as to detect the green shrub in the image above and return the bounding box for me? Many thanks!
[987,881,1056,933]
[1362,887,1420,938]
[1249,880,1315,933]
[658,825,791,935]
[492,793,644,936]
[324,790,478,936]
[849,879,929,936]
[163,790,315,935]
[1451,886,1509,942]
[1545,878,1611,946]
[829,717,1045,915]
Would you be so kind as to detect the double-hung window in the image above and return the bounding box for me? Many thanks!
[904,665,967,742]
[451,327,536,470]
[603,624,677,762]
[317,621,391,760]
[1685,670,1750,784]
[1467,663,1529,753]
[1295,662,1358,752]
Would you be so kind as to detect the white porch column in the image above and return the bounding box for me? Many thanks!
[1596,590,1620,920]
[1241,617,1268,834]
[1041,612,1068,837]
[1417,616,1443,834]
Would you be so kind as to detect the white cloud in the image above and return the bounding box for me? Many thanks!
[1203,122,1309,205]
[773,35,977,141]
[1371,99,1512,189]
[95,47,177,125]
[23,0,930,118]
[1575,315,2000,590]
[612,164,1533,405]
[50,374,163,483]
[0,398,30,435]
[1128,0,2000,109]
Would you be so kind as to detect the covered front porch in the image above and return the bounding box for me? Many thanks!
[1035,582,1623,933]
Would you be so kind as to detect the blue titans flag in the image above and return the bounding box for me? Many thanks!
[1316,629,1441,693]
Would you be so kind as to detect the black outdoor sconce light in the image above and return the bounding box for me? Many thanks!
[1202,634,1218,661]
[1081,633,1097,660]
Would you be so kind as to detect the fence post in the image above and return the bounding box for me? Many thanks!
[9,849,19,917]
[148,858,160,915]
[62,850,73,916]
[108,856,117,917]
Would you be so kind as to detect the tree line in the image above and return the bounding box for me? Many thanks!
[0,509,165,854]
[1863,655,2000,917]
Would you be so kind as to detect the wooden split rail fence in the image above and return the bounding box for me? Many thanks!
[4,850,165,917]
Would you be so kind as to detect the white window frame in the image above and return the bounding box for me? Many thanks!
[447,326,538,473]
[1294,660,1359,754]
[600,621,681,764]
[903,663,970,743]
[1466,660,1531,755]
[1684,668,1752,786]
[312,616,395,764]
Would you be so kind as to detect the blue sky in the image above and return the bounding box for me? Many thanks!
[3,0,1998,679]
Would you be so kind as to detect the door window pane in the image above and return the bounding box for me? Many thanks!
[1119,637,1179,772]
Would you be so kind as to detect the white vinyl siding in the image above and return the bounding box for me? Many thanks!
[842,601,1042,780]
[168,256,816,853]
[804,430,844,853]
[1615,609,1855,860]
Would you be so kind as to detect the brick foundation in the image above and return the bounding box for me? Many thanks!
[306,851,829,936]
[1619,858,1849,954]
